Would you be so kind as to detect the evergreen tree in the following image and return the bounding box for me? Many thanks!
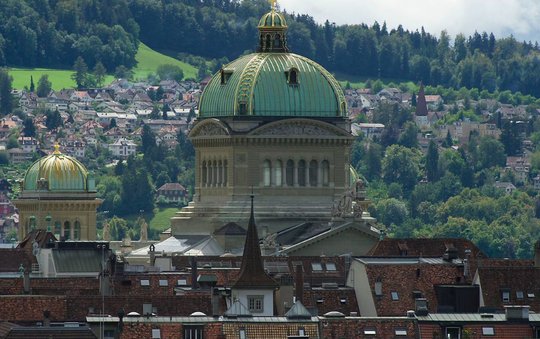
[45,109,63,130]
[93,62,106,87]
[411,91,416,106]
[162,103,169,120]
[141,124,157,153]
[71,56,88,89]
[36,74,52,97]
[29,75,35,92]
[0,69,12,116]
[426,140,439,182]
[23,117,36,137]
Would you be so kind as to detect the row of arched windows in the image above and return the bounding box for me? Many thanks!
[53,221,81,241]
[263,159,330,187]
[27,218,81,240]
[201,160,228,187]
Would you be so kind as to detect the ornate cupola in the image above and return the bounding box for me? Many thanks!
[258,1,288,53]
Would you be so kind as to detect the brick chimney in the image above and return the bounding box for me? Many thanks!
[295,264,304,304]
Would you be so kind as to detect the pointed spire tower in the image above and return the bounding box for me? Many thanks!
[415,82,428,117]
[229,194,278,316]
[233,194,278,289]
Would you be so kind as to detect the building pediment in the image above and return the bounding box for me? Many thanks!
[249,119,351,138]
[189,119,231,138]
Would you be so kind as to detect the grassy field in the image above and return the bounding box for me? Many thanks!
[148,207,178,233]
[134,42,197,80]
[8,42,198,90]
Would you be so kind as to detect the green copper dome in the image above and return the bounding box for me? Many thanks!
[199,53,347,118]
[22,146,90,192]
[258,9,287,28]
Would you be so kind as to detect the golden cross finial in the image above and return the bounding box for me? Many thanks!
[53,143,61,154]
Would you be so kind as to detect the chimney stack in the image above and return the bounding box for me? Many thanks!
[190,257,198,289]
[295,264,304,304]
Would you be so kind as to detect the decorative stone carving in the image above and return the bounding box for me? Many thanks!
[254,122,337,136]
[194,123,229,137]
[332,188,354,218]
[103,221,111,241]
[139,218,148,242]
[262,232,277,249]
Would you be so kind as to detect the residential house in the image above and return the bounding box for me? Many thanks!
[108,137,137,158]
[17,137,38,153]
[7,148,33,164]
[506,156,530,183]
[351,123,384,140]
[493,181,516,194]
[156,183,188,204]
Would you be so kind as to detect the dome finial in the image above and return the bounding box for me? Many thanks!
[53,143,61,155]
[269,0,277,10]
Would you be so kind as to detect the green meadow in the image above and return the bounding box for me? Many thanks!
[8,42,198,90]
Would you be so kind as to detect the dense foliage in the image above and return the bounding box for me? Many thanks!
[354,100,540,259]
[0,0,139,70]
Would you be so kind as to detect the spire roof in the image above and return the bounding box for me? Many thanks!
[415,82,428,117]
[232,194,278,290]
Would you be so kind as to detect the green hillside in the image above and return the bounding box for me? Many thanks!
[134,43,197,80]
[8,43,198,90]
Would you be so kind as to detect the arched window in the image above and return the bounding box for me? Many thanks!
[274,34,281,48]
[286,160,294,186]
[274,160,283,186]
[265,34,272,50]
[54,221,61,239]
[212,160,218,186]
[322,160,330,186]
[289,69,298,84]
[74,221,81,240]
[263,160,272,187]
[298,160,306,186]
[63,221,71,240]
[309,160,318,187]
[202,161,207,186]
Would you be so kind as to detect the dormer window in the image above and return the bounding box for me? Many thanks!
[286,68,299,85]
[220,69,233,85]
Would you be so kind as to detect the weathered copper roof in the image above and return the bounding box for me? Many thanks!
[232,196,278,290]
[199,52,347,118]
[22,145,90,192]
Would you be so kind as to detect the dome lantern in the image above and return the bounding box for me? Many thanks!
[258,1,288,53]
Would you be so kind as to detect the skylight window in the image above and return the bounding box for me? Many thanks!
[311,263,323,271]
[391,291,399,301]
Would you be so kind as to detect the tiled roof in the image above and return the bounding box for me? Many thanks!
[360,258,466,316]
[0,249,33,273]
[368,238,485,259]
[157,183,186,192]
[476,263,540,312]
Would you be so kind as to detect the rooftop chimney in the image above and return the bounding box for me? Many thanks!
[190,257,198,290]
[295,264,304,304]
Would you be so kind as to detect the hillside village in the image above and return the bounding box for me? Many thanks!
[0,77,539,243]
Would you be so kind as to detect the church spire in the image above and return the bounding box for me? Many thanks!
[232,194,278,289]
[257,2,288,53]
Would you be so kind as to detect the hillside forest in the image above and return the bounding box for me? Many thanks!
[0,0,539,97]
